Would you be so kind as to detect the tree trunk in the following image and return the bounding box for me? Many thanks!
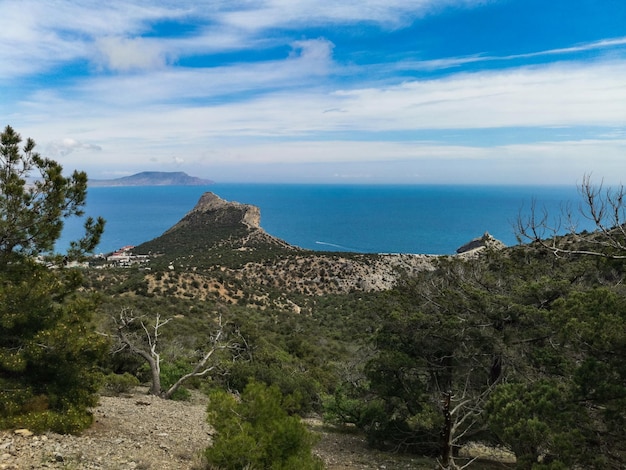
[440,392,453,469]
[146,355,162,396]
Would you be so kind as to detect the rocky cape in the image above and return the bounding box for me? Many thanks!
[135,192,294,258]
[89,171,214,187]
[164,192,283,243]
[130,192,504,301]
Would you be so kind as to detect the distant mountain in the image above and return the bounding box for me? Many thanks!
[89,171,214,187]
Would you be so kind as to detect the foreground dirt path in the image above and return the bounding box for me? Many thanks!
[1,391,210,469]
[0,389,431,470]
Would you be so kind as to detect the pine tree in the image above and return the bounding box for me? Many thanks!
[0,125,107,433]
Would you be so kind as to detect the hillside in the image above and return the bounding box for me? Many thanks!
[80,191,526,468]
[80,190,626,469]
[3,174,619,470]
[90,171,214,187]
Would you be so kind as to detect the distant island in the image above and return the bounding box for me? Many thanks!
[89,171,214,187]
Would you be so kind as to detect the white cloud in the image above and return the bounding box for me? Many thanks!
[189,138,626,185]
[144,60,625,134]
[399,36,626,72]
[290,38,334,64]
[13,58,626,165]
[192,138,626,167]
[25,57,623,136]
[45,138,102,157]
[0,1,188,79]
[217,0,492,30]
[3,0,624,185]
[0,0,491,80]
[30,125,626,184]
[326,62,626,130]
[96,36,171,71]
[34,37,336,109]
[510,37,626,60]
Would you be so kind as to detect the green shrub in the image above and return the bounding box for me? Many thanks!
[225,361,319,413]
[102,372,140,396]
[0,388,95,434]
[204,381,323,470]
[0,263,109,435]
[160,360,193,401]
[486,380,586,469]
[0,407,94,435]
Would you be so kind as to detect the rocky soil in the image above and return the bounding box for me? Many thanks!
[143,253,438,307]
[236,253,437,295]
[0,389,433,470]
[0,390,209,470]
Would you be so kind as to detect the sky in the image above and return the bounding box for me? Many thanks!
[2,0,626,185]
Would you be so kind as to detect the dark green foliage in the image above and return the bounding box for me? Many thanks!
[486,380,586,469]
[0,125,104,259]
[95,279,331,406]
[337,247,626,466]
[204,381,324,470]
[226,359,320,414]
[221,311,323,412]
[363,315,441,452]
[154,359,193,401]
[0,125,108,434]
[215,301,363,413]
[0,262,109,433]
[548,288,626,467]
[348,256,520,454]
[484,279,626,467]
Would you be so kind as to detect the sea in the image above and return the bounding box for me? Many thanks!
[57,184,592,256]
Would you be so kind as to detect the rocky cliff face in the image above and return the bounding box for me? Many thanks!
[167,192,262,232]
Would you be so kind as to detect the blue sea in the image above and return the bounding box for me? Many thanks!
[58,184,590,256]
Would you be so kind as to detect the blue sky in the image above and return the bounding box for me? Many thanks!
[2,0,625,184]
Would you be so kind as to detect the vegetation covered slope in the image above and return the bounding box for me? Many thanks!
[134,191,297,268]
[21,122,626,468]
[90,180,626,470]
[132,191,435,295]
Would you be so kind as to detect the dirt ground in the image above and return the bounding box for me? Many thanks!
[0,389,419,470]
[0,388,509,470]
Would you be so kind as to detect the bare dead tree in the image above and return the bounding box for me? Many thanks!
[516,174,626,259]
[437,374,502,470]
[113,308,241,399]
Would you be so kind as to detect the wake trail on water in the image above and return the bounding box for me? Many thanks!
[315,241,360,252]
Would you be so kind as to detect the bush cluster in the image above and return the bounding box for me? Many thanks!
[204,381,323,470]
